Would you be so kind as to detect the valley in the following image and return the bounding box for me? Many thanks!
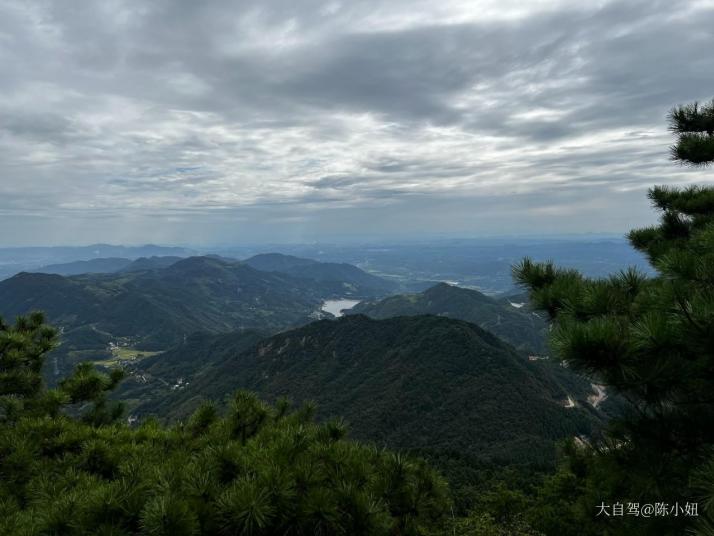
[0,249,620,463]
[0,254,396,379]
[2,6,710,531]
[0,243,643,531]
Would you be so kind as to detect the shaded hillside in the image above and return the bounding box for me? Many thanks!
[241,253,317,272]
[2,314,449,536]
[28,255,184,277]
[348,283,548,353]
[115,330,268,416]
[32,257,133,275]
[0,257,334,377]
[243,253,397,296]
[124,315,601,467]
[118,255,183,272]
[0,244,195,280]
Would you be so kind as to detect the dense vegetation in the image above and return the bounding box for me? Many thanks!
[32,257,139,276]
[33,253,397,296]
[243,253,398,295]
[3,99,711,536]
[0,313,452,535]
[113,313,605,520]
[0,256,319,346]
[120,315,599,465]
[507,99,714,535]
[0,255,396,380]
[349,282,549,354]
[30,256,186,277]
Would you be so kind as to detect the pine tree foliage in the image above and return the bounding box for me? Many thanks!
[669,99,714,166]
[512,99,714,535]
[0,313,450,535]
[1,312,122,424]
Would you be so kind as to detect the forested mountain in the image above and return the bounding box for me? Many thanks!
[118,314,601,469]
[118,255,184,272]
[243,253,398,295]
[33,256,196,276]
[0,244,195,280]
[241,253,318,272]
[0,255,401,379]
[32,257,134,275]
[0,257,329,377]
[0,256,326,340]
[348,283,548,353]
[1,314,450,536]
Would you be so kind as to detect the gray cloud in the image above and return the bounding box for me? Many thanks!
[0,0,712,245]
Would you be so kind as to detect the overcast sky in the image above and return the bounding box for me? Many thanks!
[1,0,713,246]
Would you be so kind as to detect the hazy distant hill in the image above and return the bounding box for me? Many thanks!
[0,256,333,377]
[248,238,652,294]
[243,253,397,296]
[0,244,194,280]
[32,257,133,275]
[118,256,183,272]
[121,314,601,467]
[0,244,192,265]
[348,283,548,354]
[0,255,404,378]
[30,256,185,276]
[242,253,317,272]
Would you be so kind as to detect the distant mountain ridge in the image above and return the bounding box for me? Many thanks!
[25,253,393,298]
[119,256,185,272]
[348,282,549,353]
[0,257,319,377]
[242,253,318,272]
[0,255,398,378]
[242,253,398,296]
[31,257,133,275]
[0,244,195,280]
[31,256,192,276]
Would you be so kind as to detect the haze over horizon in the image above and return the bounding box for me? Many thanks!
[0,232,633,250]
[1,0,713,246]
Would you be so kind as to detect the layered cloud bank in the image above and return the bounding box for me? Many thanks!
[1,0,713,244]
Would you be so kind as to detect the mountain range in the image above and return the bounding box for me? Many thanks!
[0,254,397,378]
[28,255,187,276]
[242,253,399,295]
[116,314,603,469]
[0,244,195,280]
[0,250,613,481]
[348,282,549,354]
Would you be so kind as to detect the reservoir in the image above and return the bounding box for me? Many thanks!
[321,299,361,317]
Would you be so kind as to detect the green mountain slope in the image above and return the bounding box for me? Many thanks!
[119,255,184,272]
[241,253,317,272]
[0,256,332,377]
[32,257,134,275]
[1,314,450,536]
[30,255,186,276]
[243,253,398,296]
[122,315,601,467]
[116,330,268,416]
[348,283,548,353]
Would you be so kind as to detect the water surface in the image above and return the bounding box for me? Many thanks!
[321,299,361,317]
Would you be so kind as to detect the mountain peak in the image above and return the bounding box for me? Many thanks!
[350,282,547,353]
[242,253,318,272]
[136,314,596,467]
[120,256,183,272]
[6,271,68,284]
[166,255,231,273]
